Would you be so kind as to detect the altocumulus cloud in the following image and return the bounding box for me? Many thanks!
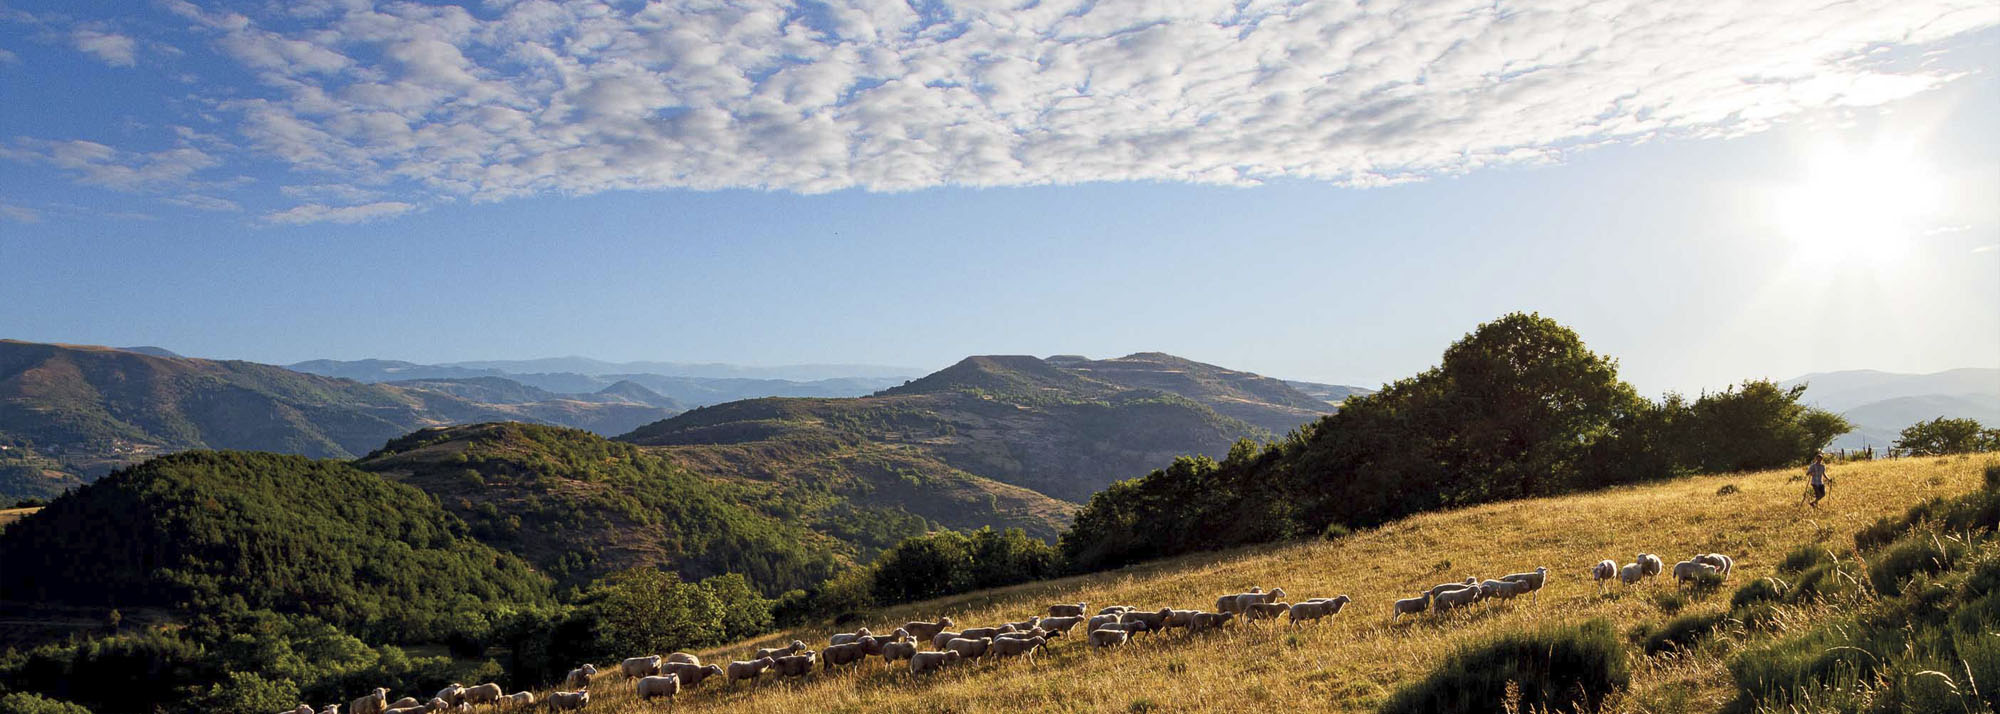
[15,0,2000,223]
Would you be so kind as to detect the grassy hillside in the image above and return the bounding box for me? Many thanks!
[533,455,1992,713]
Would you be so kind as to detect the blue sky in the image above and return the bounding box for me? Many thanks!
[1,0,1996,395]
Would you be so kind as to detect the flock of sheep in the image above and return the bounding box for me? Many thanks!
[297,551,1735,713]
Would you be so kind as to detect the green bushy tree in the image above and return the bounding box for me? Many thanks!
[1894,417,1994,456]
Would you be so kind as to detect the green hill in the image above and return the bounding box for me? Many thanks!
[356,422,841,590]
[0,451,552,638]
[622,354,1325,529]
[0,340,679,499]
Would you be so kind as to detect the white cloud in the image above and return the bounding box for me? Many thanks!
[35,0,2000,220]
[71,28,136,67]
[262,200,416,225]
[165,193,242,212]
[0,138,219,192]
[0,201,39,223]
[0,48,18,64]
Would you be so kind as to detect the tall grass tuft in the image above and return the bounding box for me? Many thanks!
[1380,618,1630,714]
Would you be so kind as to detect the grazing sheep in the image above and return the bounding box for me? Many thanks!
[1434,586,1481,612]
[1163,609,1201,631]
[880,637,920,664]
[1234,587,1287,613]
[1245,602,1290,623]
[459,684,501,706]
[1188,611,1235,634]
[636,674,680,700]
[1087,614,1122,632]
[546,691,587,711]
[830,627,872,646]
[1393,592,1432,620]
[960,624,1015,640]
[1048,602,1087,618]
[563,665,594,689]
[620,654,663,677]
[386,698,419,710]
[383,706,425,714]
[910,650,962,674]
[666,652,699,666]
[290,706,315,714]
[945,636,994,659]
[1479,579,1531,601]
[1673,560,1719,588]
[1287,595,1351,626]
[931,631,963,650]
[726,657,776,685]
[999,626,1050,641]
[902,617,955,644]
[350,688,388,714]
[1103,620,1149,635]
[1088,628,1131,648]
[500,692,533,708]
[1694,553,1734,576]
[1638,553,1664,578]
[1121,608,1172,632]
[662,662,723,688]
[1591,560,1618,592]
[1005,616,1041,632]
[990,635,1047,660]
[755,640,806,660]
[773,652,818,678]
[822,642,871,670]
[1498,566,1551,601]
[1619,562,1646,586]
[1039,616,1085,635]
[425,698,448,712]
[1215,587,1265,613]
[1427,578,1478,597]
[1098,605,1135,616]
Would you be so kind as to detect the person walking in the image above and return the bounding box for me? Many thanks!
[1806,453,1828,507]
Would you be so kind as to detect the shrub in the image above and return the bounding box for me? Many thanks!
[0,693,92,714]
[1380,619,1630,714]
[1777,545,1835,574]
[1322,523,1353,541]
[1789,563,1856,603]
[1640,611,1727,655]
[1730,577,1787,610]
[1868,534,1956,597]
[1715,483,1740,496]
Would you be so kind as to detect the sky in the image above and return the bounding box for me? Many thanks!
[0,0,1996,396]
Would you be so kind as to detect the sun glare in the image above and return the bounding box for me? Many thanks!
[1774,141,1942,268]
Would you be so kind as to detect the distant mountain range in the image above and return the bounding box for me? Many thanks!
[287,358,913,408]
[1781,368,2000,451]
[0,341,678,500]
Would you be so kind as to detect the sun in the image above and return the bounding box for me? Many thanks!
[1774,141,1941,268]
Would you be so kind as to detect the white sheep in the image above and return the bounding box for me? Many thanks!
[1673,559,1719,589]
[1188,611,1235,634]
[382,706,424,714]
[910,650,962,674]
[1433,585,1481,612]
[1590,560,1618,593]
[1039,616,1085,635]
[959,624,1015,640]
[1120,608,1171,632]
[1498,566,1550,601]
[661,662,723,688]
[619,654,662,677]
[944,636,994,659]
[1098,605,1135,615]
[350,688,388,714]
[1694,553,1734,576]
[879,637,920,664]
[1005,616,1041,632]
[546,691,588,711]
[726,657,775,685]
[1163,609,1201,631]
[424,698,448,712]
[773,651,818,678]
[666,652,700,666]
[562,665,594,689]
[1048,602,1087,618]
[1393,592,1432,620]
[1245,602,1291,623]
[1088,628,1131,648]
[289,706,314,714]
[386,698,419,711]
[930,630,963,650]
[990,634,1047,660]
[1427,577,1478,597]
[433,684,464,706]
[754,640,806,660]
[1086,614,1122,632]
[829,626,872,646]
[1286,595,1351,626]
[499,692,533,708]
[636,674,680,700]
[901,617,955,643]
[1619,562,1645,586]
[822,641,871,670]
[1638,553,1664,578]
[458,684,501,706]
[1479,579,1530,601]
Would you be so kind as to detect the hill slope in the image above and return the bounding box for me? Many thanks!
[549,455,1995,713]
[0,341,677,497]
[623,354,1328,520]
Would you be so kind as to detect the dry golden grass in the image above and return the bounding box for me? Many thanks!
[554,456,1994,713]
[0,507,40,531]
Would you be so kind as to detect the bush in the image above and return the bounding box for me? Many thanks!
[1640,611,1727,655]
[1715,483,1740,496]
[1730,577,1787,610]
[0,693,92,714]
[1380,619,1630,714]
[1777,545,1835,574]
[1322,523,1353,541]
[1868,533,1957,597]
